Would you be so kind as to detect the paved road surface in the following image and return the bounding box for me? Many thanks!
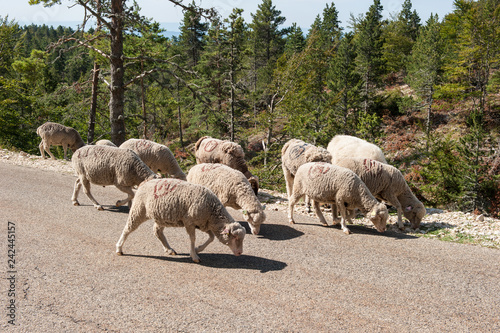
[1,162,499,332]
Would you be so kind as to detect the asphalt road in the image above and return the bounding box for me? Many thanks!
[1,162,499,332]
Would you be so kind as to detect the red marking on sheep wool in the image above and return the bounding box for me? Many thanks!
[204,140,218,152]
[153,179,181,199]
[308,163,331,178]
[201,164,222,172]
[289,143,309,159]
[135,139,153,150]
[363,159,383,175]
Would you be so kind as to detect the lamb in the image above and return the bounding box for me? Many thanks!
[281,139,332,208]
[288,162,388,234]
[95,139,117,147]
[334,158,425,229]
[71,145,157,210]
[37,121,85,160]
[120,138,186,180]
[327,135,387,164]
[115,178,246,263]
[187,163,266,235]
[194,136,259,194]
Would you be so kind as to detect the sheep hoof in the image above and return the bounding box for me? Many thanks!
[192,257,201,263]
[289,219,295,224]
[72,201,80,206]
[95,205,104,211]
[116,251,123,256]
[343,229,351,235]
[166,249,177,256]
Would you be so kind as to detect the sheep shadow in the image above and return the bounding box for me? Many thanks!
[237,221,305,241]
[73,203,130,213]
[121,253,287,273]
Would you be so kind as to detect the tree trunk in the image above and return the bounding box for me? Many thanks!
[87,62,100,144]
[177,81,183,148]
[141,58,147,139]
[109,0,126,146]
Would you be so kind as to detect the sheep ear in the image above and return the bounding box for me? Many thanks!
[242,210,248,215]
[222,227,230,236]
[221,142,236,154]
[405,206,412,212]
[369,211,377,218]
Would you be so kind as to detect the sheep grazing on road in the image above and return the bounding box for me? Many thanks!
[187,163,266,235]
[37,121,85,160]
[120,138,186,180]
[115,178,246,263]
[327,135,387,165]
[71,145,157,210]
[95,139,117,147]
[281,139,332,210]
[288,162,388,234]
[194,136,259,195]
[335,158,425,229]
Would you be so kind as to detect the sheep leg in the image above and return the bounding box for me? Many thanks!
[116,214,144,255]
[62,144,69,160]
[313,200,329,226]
[288,192,303,224]
[153,223,177,255]
[185,225,201,263]
[81,178,103,210]
[43,142,56,160]
[195,230,215,254]
[336,200,351,234]
[71,178,82,206]
[382,192,404,229]
[39,141,46,159]
[282,165,294,200]
[115,185,135,208]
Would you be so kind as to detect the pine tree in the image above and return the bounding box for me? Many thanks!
[284,23,305,56]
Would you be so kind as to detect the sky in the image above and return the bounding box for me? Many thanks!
[3,0,456,33]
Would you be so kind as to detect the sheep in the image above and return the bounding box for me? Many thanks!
[37,121,85,160]
[288,162,388,234]
[281,139,332,210]
[327,135,387,165]
[71,145,157,210]
[95,139,117,147]
[334,158,425,229]
[187,163,266,235]
[194,136,259,195]
[119,138,186,181]
[115,178,246,263]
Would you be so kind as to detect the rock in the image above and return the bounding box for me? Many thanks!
[476,214,485,222]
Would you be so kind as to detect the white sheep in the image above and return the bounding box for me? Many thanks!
[120,138,186,180]
[195,136,259,194]
[115,178,246,263]
[327,135,387,164]
[37,121,85,160]
[335,158,425,229]
[288,162,388,234]
[187,163,266,235]
[71,145,157,210]
[281,139,332,210]
[95,139,117,147]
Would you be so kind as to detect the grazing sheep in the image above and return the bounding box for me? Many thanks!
[95,139,117,147]
[281,139,332,210]
[327,135,387,164]
[335,158,425,229]
[187,163,266,235]
[195,136,259,194]
[37,121,85,160]
[115,178,246,263]
[71,145,157,210]
[119,138,186,180]
[288,162,388,234]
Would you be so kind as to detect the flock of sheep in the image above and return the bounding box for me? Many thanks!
[36,121,426,263]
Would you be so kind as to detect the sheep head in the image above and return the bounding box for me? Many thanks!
[367,203,388,233]
[242,208,266,235]
[403,202,426,229]
[220,222,246,256]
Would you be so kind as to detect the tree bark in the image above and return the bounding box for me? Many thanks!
[109,0,126,146]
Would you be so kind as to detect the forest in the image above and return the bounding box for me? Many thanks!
[1,0,499,215]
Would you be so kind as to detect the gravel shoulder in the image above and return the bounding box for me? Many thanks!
[2,148,499,249]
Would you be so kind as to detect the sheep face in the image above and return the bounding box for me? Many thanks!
[367,203,388,233]
[403,203,426,229]
[222,222,246,256]
[242,210,266,235]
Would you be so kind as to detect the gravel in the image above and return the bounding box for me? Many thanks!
[2,148,499,249]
